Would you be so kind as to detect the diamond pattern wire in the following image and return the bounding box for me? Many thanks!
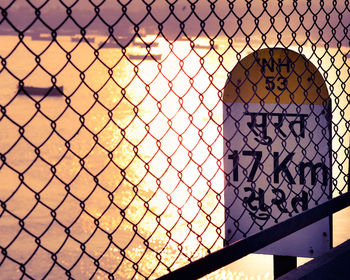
[0,0,349,279]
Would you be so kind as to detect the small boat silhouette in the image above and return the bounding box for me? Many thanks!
[18,86,63,97]
[129,54,162,61]
[31,34,52,41]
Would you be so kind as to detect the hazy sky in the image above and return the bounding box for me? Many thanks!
[1,0,348,46]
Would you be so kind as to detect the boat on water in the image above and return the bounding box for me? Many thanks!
[18,86,64,97]
[132,41,159,48]
[31,33,52,41]
[129,54,162,61]
[193,43,218,50]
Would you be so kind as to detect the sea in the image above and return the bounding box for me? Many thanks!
[0,34,349,279]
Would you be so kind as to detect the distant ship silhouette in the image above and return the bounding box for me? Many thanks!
[18,86,63,96]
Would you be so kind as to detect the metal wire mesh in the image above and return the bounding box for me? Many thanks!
[0,0,349,279]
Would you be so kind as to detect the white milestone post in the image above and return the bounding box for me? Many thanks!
[223,48,332,262]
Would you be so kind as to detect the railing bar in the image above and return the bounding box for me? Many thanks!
[158,192,350,280]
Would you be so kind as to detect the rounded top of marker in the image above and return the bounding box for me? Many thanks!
[223,48,329,105]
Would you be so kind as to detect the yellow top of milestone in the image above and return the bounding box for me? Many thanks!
[223,48,329,105]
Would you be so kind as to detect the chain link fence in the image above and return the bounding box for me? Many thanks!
[0,0,349,279]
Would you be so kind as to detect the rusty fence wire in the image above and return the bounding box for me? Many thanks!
[0,0,349,279]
